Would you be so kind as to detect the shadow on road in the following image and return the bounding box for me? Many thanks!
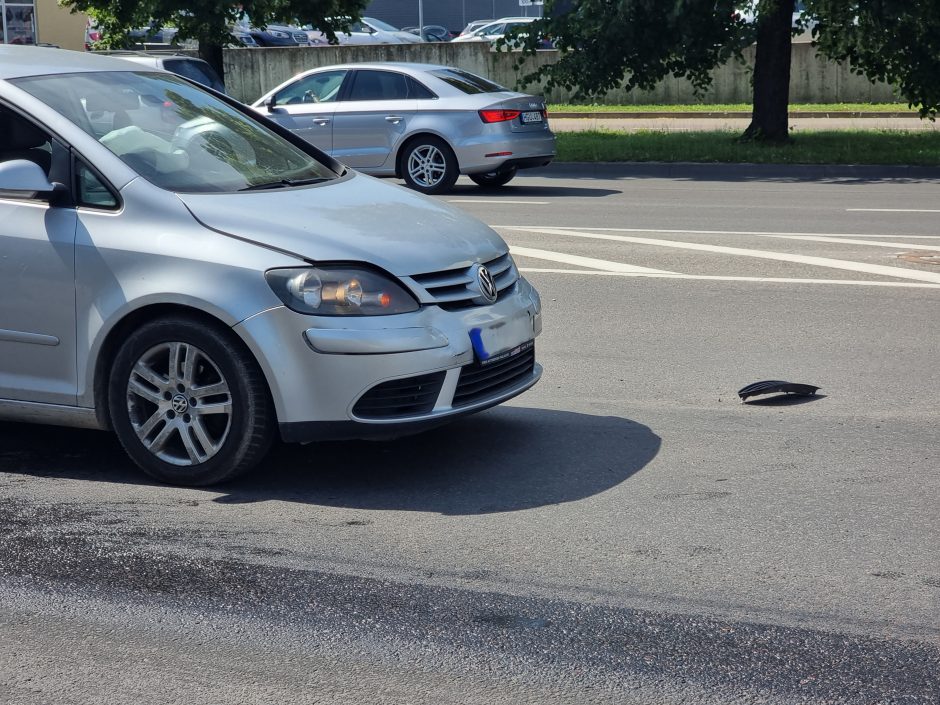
[744,393,827,406]
[526,163,940,186]
[448,182,621,198]
[0,407,660,515]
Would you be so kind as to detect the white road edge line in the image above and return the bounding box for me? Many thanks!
[518,268,940,289]
[505,227,940,285]
[449,200,549,205]
[493,225,940,239]
[695,233,939,251]
[846,208,940,213]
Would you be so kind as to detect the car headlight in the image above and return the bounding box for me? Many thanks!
[269,30,290,38]
[266,266,420,316]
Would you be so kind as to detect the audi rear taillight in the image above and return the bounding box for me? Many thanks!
[479,109,521,123]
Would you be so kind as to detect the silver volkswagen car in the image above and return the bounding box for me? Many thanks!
[251,63,556,194]
[0,47,542,486]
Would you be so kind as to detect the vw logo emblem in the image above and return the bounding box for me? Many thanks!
[475,264,498,304]
[171,394,189,414]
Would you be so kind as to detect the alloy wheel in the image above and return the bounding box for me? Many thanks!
[407,144,447,188]
[125,342,233,467]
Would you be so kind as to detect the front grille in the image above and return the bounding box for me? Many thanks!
[292,31,309,43]
[453,345,535,408]
[409,253,518,309]
[353,372,446,419]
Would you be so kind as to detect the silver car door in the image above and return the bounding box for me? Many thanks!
[0,129,77,405]
[331,70,417,170]
[262,69,349,153]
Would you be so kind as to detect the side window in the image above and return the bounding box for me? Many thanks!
[275,70,348,106]
[0,106,53,177]
[347,70,410,102]
[408,77,437,100]
[76,161,118,210]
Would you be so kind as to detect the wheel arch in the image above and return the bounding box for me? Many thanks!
[393,130,457,179]
[91,303,273,431]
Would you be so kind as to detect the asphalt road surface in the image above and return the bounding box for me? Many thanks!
[2,164,939,704]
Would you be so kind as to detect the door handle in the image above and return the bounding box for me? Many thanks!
[312,117,331,126]
[385,115,403,124]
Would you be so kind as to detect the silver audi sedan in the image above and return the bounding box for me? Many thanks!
[251,63,556,194]
[0,47,542,486]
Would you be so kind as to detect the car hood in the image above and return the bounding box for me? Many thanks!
[176,172,507,276]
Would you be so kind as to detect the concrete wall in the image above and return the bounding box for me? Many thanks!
[223,42,898,105]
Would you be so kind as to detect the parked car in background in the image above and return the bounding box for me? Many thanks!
[402,25,456,42]
[99,51,226,92]
[252,62,555,194]
[452,17,536,41]
[304,22,381,46]
[85,19,253,50]
[246,23,311,46]
[305,17,424,46]
[0,45,543,486]
[451,17,550,47]
[358,17,426,44]
[458,19,495,36]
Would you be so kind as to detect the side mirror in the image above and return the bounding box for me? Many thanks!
[266,94,278,112]
[0,159,57,196]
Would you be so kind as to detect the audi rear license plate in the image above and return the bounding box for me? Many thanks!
[521,111,544,124]
[469,312,535,366]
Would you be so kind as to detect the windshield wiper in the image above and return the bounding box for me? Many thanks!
[240,177,330,191]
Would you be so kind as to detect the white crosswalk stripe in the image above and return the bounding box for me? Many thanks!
[502,226,940,285]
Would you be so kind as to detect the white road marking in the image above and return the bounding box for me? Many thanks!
[449,199,549,205]
[847,208,940,213]
[509,246,677,274]
[720,234,940,251]
[504,227,940,285]
[518,268,940,289]
[494,225,940,239]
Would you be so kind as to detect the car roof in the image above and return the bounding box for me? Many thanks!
[0,45,146,80]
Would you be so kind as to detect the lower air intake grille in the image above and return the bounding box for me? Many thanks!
[453,345,535,408]
[353,372,446,419]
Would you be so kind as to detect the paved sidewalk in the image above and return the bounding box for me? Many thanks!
[549,116,940,133]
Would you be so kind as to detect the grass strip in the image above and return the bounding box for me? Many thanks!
[555,130,940,166]
[549,103,914,114]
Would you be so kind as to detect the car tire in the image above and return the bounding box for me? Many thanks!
[108,315,275,486]
[400,136,459,194]
[469,167,518,188]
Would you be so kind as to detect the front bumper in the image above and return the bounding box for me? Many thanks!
[234,277,542,443]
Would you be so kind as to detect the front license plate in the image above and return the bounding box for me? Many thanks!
[479,339,534,367]
[521,111,543,124]
[469,313,535,364]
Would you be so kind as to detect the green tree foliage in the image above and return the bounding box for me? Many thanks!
[519,0,940,141]
[65,0,368,77]
[516,0,747,100]
[809,0,940,118]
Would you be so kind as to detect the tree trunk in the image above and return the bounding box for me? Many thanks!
[199,42,225,86]
[742,0,795,142]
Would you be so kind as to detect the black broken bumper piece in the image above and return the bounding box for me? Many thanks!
[738,380,821,402]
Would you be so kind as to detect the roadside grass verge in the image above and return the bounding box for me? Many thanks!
[548,103,914,114]
[555,130,940,166]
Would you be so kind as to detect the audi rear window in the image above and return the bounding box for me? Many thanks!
[429,69,507,95]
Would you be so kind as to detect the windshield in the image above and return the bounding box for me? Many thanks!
[363,17,399,32]
[14,71,336,194]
